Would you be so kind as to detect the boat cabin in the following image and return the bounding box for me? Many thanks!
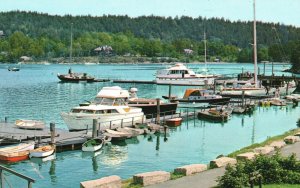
[183,89,221,100]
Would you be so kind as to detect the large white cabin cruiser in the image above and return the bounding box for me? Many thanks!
[155,63,218,86]
[61,86,145,131]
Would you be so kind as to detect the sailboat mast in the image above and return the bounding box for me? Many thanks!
[69,23,73,64]
[253,0,258,87]
[204,32,207,65]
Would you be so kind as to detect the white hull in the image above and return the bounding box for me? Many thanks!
[220,86,296,96]
[156,78,215,86]
[30,149,54,158]
[82,144,103,152]
[61,112,145,131]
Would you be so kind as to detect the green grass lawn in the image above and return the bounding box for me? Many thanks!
[263,184,300,188]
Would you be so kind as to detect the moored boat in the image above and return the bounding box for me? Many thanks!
[0,142,35,162]
[155,63,218,86]
[172,88,230,105]
[30,145,55,158]
[165,117,182,127]
[15,119,45,130]
[197,108,230,122]
[57,68,96,82]
[61,86,145,131]
[82,138,104,152]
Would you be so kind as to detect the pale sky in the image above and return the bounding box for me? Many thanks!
[1,0,300,27]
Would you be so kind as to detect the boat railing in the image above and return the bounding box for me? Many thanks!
[95,109,179,131]
[0,165,35,188]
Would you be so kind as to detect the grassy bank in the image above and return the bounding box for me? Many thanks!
[228,128,300,158]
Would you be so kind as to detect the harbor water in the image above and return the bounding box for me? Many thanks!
[0,63,299,187]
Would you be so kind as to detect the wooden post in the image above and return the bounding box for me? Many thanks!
[50,122,56,145]
[241,91,245,107]
[4,117,7,123]
[286,81,289,95]
[0,169,4,188]
[92,119,97,138]
[156,98,160,125]
[272,61,274,75]
[168,84,172,101]
[263,61,266,75]
[213,79,216,94]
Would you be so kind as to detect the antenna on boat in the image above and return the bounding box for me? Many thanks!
[69,23,73,64]
[253,0,258,87]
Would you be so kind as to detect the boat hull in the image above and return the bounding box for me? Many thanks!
[197,110,229,122]
[166,118,182,127]
[61,112,145,131]
[57,74,95,82]
[0,152,29,162]
[82,139,104,152]
[30,146,55,158]
[129,103,177,118]
[156,78,215,86]
[174,97,230,105]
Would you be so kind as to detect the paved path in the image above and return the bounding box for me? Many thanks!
[148,141,300,188]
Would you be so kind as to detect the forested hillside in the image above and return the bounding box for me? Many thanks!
[0,11,300,64]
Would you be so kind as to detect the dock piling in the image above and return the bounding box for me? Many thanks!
[92,119,97,138]
[168,84,172,102]
[50,122,56,145]
[156,98,160,125]
[4,117,8,123]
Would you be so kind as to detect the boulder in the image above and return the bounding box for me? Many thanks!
[236,152,259,161]
[284,136,300,144]
[174,164,207,176]
[210,157,237,168]
[253,146,274,155]
[80,175,121,188]
[133,171,170,186]
[269,141,286,149]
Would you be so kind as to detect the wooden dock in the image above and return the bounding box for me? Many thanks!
[112,79,156,84]
[0,122,88,152]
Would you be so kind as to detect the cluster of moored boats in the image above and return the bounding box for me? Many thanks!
[3,62,299,163]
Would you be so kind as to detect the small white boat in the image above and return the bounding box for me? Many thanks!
[15,119,45,130]
[82,138,104,152]
[30,145,55,158]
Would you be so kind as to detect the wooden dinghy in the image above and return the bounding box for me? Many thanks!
[15,119,45,130]
[0,142,35,162]
[104,129,132,141]
[165,117,182,127]
[197,109,229,122]
[30,145,55,158]
[82,138,104,152]
[116,127,145,136]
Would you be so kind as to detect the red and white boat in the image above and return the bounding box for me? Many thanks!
[0,142,35,162]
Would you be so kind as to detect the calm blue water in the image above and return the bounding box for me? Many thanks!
[0,63,298,188]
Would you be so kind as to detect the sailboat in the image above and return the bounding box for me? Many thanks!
[57,23,95,82]
[219,0,296,97]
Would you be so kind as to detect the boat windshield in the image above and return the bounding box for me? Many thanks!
[93,97,127,106]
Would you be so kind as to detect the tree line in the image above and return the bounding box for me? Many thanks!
[0,11,300,65]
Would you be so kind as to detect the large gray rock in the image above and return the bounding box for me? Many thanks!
[210,157,237,168]
[253,146,274,155]
[236,152,259,161]
[133,171,170,186]
[80,175,121,188]
[284,136,300,144]
[174,164,207,176]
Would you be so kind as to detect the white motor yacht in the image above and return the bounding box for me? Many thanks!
[61,86,145,131]
[155,63,218,86]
